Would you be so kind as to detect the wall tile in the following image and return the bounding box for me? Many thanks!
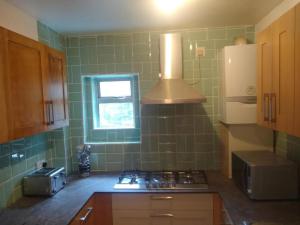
[65,25,255,172]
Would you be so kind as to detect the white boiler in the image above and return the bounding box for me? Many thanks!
[219,44,257,124]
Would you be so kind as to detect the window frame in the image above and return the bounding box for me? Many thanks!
[93,76,137,130]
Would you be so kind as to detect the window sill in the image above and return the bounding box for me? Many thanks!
[83,141,141,145]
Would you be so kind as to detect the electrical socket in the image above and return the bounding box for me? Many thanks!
[36,160,46,169]
[195,47,205,57]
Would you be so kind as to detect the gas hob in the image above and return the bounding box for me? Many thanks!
[114,170,208,190]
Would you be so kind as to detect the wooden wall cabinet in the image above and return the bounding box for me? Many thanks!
[294,4,300,137]
[257,6,298,136]
[44,47,69,129]
[0,27,69,143]
[257,26,273,129]
[4,29,47,140]
[0,28,9,143]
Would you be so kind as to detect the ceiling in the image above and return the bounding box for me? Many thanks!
[6,0,284,33]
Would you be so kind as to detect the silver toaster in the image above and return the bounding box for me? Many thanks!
[23,167,66,196]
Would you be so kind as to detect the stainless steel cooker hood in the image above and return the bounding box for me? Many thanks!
[141,33,206,104]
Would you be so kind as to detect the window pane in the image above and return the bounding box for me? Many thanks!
[99,81,131,97]
[99,103,134,129]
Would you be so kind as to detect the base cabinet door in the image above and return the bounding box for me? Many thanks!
[69,196,95,225]
[44,47,69,129]
[4,29,46,140]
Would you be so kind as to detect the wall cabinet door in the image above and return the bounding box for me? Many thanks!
[0,28,8,143]
[44,47,69,129]
[256,7,297,136]
[272,8,295,134]
[294,4,300,136]
[256,26,273,129]
[4,29,46,140]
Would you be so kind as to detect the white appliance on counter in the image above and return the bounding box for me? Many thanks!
[219,44,273,178]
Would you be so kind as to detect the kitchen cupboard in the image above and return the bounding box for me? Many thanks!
[256,26,273,129]
[0,26,69,143]
[69,193,224,225]
[294,4,300,137]
[44,47,69,129]
[69,195,95,225]
[0,28,8,143]
[3,28,47,140]
[257,6,296,135]
[69,193,112,225]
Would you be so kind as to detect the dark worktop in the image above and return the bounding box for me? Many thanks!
[0,171,299,225]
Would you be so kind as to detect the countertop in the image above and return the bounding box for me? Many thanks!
[0,171,299,225]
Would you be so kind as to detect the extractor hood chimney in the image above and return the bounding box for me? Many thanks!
[141,33,206,104]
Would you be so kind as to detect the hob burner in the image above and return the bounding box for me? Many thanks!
[114,170,208,190]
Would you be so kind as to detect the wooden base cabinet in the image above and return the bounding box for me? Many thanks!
[69,194,112,225]
[69,193,225,225]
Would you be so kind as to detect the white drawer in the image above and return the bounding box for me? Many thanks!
[112,194,151,210]
[172,194,213,210]
[112,193,213,211]
[113,210,213,225]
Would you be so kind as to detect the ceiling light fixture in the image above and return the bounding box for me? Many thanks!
[155,0,185,14]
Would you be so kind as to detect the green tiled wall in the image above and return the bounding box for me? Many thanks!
[37,21,65,51]
[65,25,255,172]
[0,133,50,208]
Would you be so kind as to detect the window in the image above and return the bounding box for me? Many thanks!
[82,74,141,144]
[96,80,135,129]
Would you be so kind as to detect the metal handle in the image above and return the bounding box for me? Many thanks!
[150,196,173,200]
[263,93,269,122]
[150,213,174,218]
[79,207,93,222]
[271,93,276,123]
[49,100,54,124]
[45,101,51,125]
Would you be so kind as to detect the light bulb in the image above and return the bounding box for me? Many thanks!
[155,0,185,14]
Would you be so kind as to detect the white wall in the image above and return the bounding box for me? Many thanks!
[0,0,38,40]
[256,0,300,32]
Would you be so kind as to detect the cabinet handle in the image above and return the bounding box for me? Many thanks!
[45,101,51,125]
[50,101,54,124]
[263,93,269,121]
[271,93,276,123]
[79,207,93,222]
[150,213,174,218]
[150,196,173,200]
